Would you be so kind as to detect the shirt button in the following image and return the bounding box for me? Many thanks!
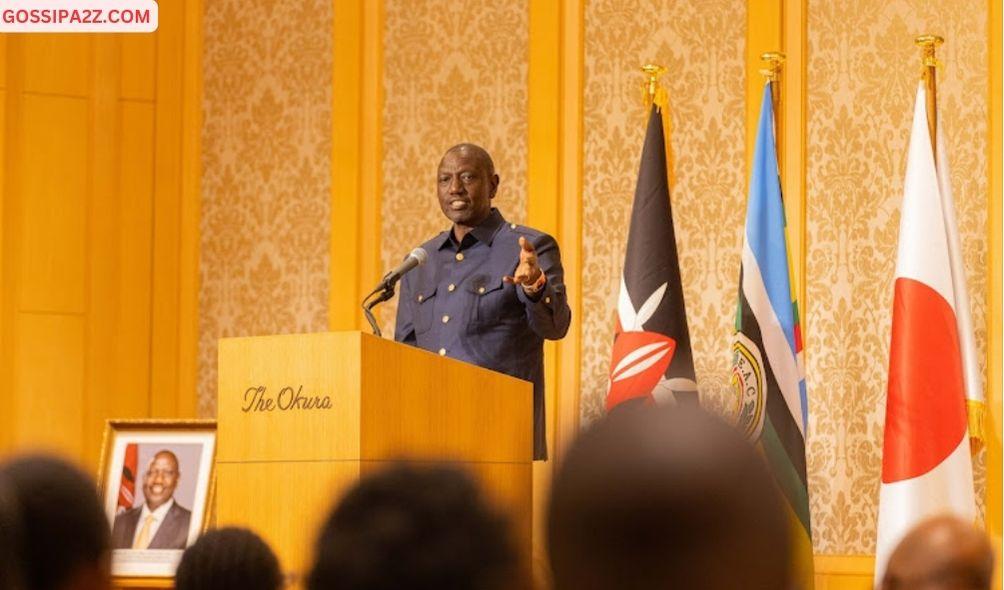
[510,223,517,229]
[438,348,446,356]
[442,315,450,323]
[545,296,551,304]
[455,252,464,261]
[448,283,456,292]
[478,286,486,294]
[417,294,424,302]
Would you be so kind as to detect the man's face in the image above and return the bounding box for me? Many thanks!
[142,454,179,511]
[436,149,498,228]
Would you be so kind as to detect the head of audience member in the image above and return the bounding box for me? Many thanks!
[174,527,283,590]
[0,454,110,590]
[881,514,995,590]
[0,474,25,590]
[307,463,524,590]
[142,450,180,511]
[547,405,791,590]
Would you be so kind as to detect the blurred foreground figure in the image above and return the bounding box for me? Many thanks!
[881,515,994,590]
[174,527,283,590]
[548,406,791,590]
[0,455,110,590]
[307,463,524,590]
[0,475,24,590]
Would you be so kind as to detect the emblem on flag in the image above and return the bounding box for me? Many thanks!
[731,332,766,441]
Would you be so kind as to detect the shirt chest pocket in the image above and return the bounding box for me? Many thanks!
[412,286,437,334]
[466,274,519,325]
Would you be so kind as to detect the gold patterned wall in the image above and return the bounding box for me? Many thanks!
[195,0,993,560]
[200,0,333,415]
[805,0,988,554]
[580,0,747,422]
[380,0,529,335]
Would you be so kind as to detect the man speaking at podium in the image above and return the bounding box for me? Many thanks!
[394,144,571,461]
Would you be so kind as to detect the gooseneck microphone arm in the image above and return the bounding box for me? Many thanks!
[360,247,428,337]
[361,277,394,338]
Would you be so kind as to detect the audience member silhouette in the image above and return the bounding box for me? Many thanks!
[881,514,995,590]
[174,527,283,590]
[547,405,791,590]
[307,463,524,590]
[0,454,110,590]
[0,474,24,590]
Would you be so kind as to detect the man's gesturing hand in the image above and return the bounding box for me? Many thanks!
[503,236,544,287]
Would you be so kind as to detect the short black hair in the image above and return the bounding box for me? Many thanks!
[174,527,283,590]
[0,454,110,590]
[443,143,496,176]
[548,406,791,590]
[307,463,521,590]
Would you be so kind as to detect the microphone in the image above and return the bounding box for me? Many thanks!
[378,247,428,291]
[361,247,428,337]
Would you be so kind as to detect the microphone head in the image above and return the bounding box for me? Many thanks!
[410,247,428,266]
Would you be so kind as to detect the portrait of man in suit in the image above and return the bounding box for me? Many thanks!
[111,450,192,550]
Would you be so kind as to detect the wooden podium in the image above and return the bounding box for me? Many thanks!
[215,331,533,578]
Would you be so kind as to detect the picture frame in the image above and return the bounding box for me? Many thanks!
[97,419,217,581]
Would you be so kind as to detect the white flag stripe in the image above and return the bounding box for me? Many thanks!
[611,342,671,382]
[616,278,668,332]
[874,436,975,584]
[635,283,668,328]
[934,120,984,405]
[740,241,805,436]
[616,278,637,330]
[895,86,957,308]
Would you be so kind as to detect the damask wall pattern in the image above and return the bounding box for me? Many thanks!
[195,0,990,558]
[580,0,747,423]
[380,0,529,336]
[199,0,333,415]
[805,0,988,554]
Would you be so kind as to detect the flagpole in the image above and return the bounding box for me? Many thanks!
[916,35,943,149]
[759,52,785,168]
[760,53,800,302]
[914,34,986,455]
[641,63,675,189]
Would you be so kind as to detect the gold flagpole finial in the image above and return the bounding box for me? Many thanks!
[915,35,944,69]
[640,63,668,109]
[759,52,785,81]
[915,35,944,148]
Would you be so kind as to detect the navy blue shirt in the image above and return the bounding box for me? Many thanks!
[394,208,571,460]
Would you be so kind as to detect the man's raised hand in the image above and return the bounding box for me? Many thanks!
[503,236,543,286]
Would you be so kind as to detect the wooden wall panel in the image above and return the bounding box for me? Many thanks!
[0,0,201,470]
[17,95,88,314]
[120,34,156,101]
[12,314,85,457]
[0,37,7,89]
[150,0,184,418]
[84,36,123,464]
[21,35,89,96]
[115,101,156,410]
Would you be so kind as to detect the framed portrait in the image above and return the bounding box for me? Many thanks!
[98,419,216,579]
